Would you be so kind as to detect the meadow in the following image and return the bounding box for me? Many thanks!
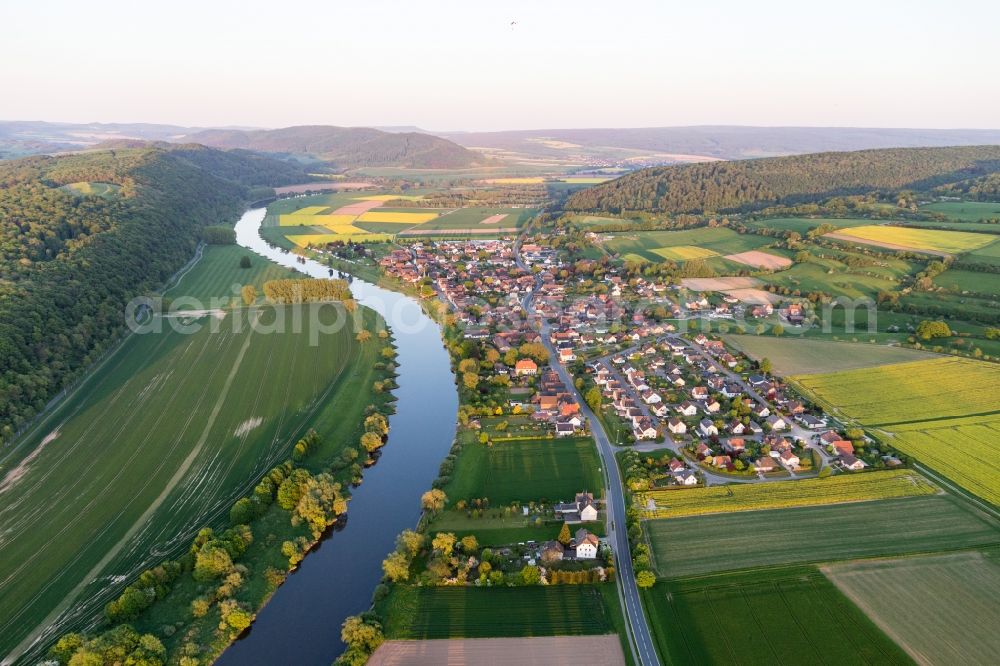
[886,415,1000,506]
[643,568,912,665]
[762,257,906,299]
[603,227,771,263]
[59,181,121,197]
[965,236,1000,265]
[921,200,1000,222]
[163,245,301,305]
[827,224,994,254]
[933,267,1000,296]
[441,436,603,506]
[379,585,616,639]
[722,335,936,375]
[0,256,382,657]
[790,357,1000,425]
[823,550,1000,666]
[409,206,535,231]
[646,495,1000,578]
[636,470,937,519]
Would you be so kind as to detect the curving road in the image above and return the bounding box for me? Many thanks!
[514,243,662,666]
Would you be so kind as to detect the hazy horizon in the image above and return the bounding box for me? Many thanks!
[3,0,998,132]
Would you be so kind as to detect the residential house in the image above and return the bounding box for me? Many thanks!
[667,417,687,435]
[698,419,719,437]
[515,359,538,376]
[779,450,800,468]
[574,529,600,559]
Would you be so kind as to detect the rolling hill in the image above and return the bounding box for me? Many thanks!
[183,125,483,169]
[444,126,1000,162]
[565,145,1000,214]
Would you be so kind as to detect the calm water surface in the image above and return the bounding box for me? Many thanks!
[217,209,457,665]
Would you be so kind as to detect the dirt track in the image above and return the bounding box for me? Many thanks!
[369,635,626,666]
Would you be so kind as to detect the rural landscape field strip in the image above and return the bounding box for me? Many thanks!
[381,586,614,639]
[791,357,1000,425]
[722,335,936,375]
[825,224,994,254]
[885,417,1000,506]
[0,305,365,657]
[643,569,912,665]
[637,470,937,519]
[646,495,1000,578]
[442,437,603,506]
[823,551,1000,666]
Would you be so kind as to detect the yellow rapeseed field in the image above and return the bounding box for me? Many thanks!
[830,225,994,254]
[651,245,719,261]
[886,415,1000,506]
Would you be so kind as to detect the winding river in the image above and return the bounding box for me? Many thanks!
[218,209,458,665]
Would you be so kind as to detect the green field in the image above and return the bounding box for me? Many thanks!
[921,200,1000,222]
[750,217,875,234]
[790,357,1000,426]
[414,206,535,231]
[637,470,937,519]
[933,267,1000,296]
[441,437,602,506]
[646,495,1000,578]
[823,550,1000,665]
[760,252,911,299]
[379,585,616,639]
[723,335,936,375]
[164,245,301,305]
[965,237,1000,264]
[643,568,912,665]
[603,227,771,263]
[0,257,381,657]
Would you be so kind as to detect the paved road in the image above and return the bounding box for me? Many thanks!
[514,243,662,666]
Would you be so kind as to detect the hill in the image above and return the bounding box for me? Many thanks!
[445,126,1000,162]
[183,125,483,169]
[565,145,1000,214]
[0,146,300,443]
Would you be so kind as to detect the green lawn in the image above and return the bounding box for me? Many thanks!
[0,254,383,657]
[442,436,603,506]
[643,568,913,665]
[646,495,1000,578]
[379,585,616,639]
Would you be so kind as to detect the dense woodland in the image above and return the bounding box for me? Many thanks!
[0,146,304,442]
[566,146,1000,214]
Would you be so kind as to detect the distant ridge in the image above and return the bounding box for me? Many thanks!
[182,125,483,169]
[566,145,1000,214]
[444,126,1000,161]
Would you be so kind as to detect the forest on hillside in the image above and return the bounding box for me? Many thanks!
[566,145,1000,214]
[0,147,302,442]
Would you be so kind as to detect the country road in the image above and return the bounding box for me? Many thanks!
[514,241,662,666]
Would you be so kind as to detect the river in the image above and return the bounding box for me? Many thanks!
[218,208,458,665]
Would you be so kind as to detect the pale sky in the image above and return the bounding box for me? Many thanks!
[2,0,998,131]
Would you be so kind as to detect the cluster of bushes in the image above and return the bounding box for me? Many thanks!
[261,278,352,303]
[201,225,236,244]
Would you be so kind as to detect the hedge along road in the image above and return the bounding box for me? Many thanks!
[216,209,459,665]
